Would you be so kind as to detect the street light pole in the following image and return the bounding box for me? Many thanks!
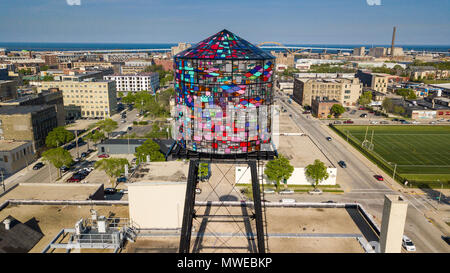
[392,163,397,180]
[438,180,443,210]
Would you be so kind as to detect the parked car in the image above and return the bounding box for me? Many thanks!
[104,188,117,194]
[343,120,354,124]
[401,120,411,124]
[374,175,384,181]
[67,175,83,183]
[60,166,70,173]
[338,161,347,168]
[360,113,368,118]
[326,137,332,141]
[117,176,127,183]
[442,236,450,245]
[321,200,336,203]
[127,127,133,131]
[429,121,436,124]
[370,121,378,124]
[303,110,311,114]
[81,152,88,158]
[412,121,420,124]
[350,110,356,114]
[358,106,365,110]
[87,149,95,154]
[333,120,342,124]
[33,162,45,170]
[402,235,416,251]
[392,118,399,122]
[98,154,110,158]
[380,121,389,124]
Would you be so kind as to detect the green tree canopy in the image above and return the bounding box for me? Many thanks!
[45,127,75,148]
[358,91,373,106]
[264,155,294,190]
[42,75,54,81]
[305,159,329,188]
[134,139,165,164]
[85,130,106,145]
[198,163,209,181]
[382,97,394,113]
[330,104,346,117]
[96,118,118,137]
[94,158,129,186]
[42,147,73,178]
[395,88,417,100]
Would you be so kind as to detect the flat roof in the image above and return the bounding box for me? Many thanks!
[0,105,53,115]
[129,161,188,183]
[0,140,29,151]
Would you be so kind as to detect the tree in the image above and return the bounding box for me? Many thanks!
[305,159,329,189]
[264,155,294,190]
[85,130,106,149]
[395,88,416,99]
[42,147,73,178]
[42,75,54,81]
[94,158,129,187]
[198,163,209,181]
[40,65,49,71]
[358,91,373,107]
[45,127,75,148]
[122,92,136,105]
[394,105,405,115]
[134,139,165,164]
[382,97,394,113]
[96,118,118,137]
[330,104,346,117]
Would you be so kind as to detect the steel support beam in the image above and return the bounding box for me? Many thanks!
[178,160,199,253]
[249,160,265,253]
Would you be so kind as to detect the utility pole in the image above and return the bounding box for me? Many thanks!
[1,170,5,192]
[75,130,79,159]
[438,180,442,210]
[392,163,397,180]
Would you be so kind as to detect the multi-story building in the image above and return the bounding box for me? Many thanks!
[171,43,191,56]
[0,140,35,175]
[103,53,148,62]
[39,79,117,119]
[104,73,159,95]
[0,89,65,127]
[355,70,389,93]
[271,51,295,67]
[368,47,387,58]
[0,105,58,150]
[293,76,362,107]
[72,61,114,69]
[120,65,148,75]
[0,80,18,101]
[153,58,173,71]
[406,66,448,80]
[311,98,340,118]
[353,47,366,56]
[42,54,59,66]
[0,68,9,80]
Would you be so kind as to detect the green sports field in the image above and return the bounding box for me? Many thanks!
[333,125,450,184]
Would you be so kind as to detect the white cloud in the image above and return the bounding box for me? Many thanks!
[366,0,381,6]
[66,0,81,6]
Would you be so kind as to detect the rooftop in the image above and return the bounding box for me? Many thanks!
[0,140,30,151]
[129,161,188,183]
[0,104,53,115]
[175,29,275,60]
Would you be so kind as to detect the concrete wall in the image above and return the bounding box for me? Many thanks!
[128,182,186,229]
[236,166,337,186]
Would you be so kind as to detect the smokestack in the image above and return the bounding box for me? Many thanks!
[391,26,396,57]
[3,219,11,230]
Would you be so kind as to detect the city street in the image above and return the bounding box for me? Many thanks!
[276,91,450,253]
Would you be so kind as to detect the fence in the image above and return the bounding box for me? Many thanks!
[329,124,450,189]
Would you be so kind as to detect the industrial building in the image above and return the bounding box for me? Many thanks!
[355,70,389,93]
[293,76,362,107]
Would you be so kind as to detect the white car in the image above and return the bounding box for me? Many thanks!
[402,235,416,251]
[412,121,420,124]
[370,121,378,124]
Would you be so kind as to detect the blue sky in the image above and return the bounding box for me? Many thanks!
[0,0,449,45]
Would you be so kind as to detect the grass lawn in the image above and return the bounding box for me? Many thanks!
[333,125,450,186]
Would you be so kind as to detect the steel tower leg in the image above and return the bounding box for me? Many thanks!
[249,160,265,253]
[179,160,199,253]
